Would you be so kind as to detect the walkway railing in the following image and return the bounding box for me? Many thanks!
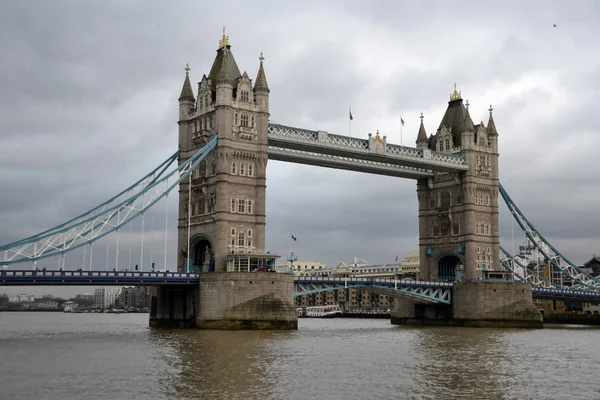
[0,270,199,286]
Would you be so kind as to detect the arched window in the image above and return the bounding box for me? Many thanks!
[445,139,450,150]
[440,191,451,208]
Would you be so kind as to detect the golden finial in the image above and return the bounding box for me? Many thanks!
[185,63,190,75]
[450,83,462,101]
[375,129,381,139]
[259,52,264,63]
[218,25,230,49]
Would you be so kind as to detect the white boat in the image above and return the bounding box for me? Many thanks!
[297,304,343,318]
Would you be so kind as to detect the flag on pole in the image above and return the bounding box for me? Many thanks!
[400,117,404,126]
[291,235,297,241]
[349,106,353,121]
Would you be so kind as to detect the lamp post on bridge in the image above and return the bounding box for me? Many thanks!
[287,252,297,275]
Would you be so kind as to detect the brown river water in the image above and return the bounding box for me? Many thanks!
[0,312,599,399]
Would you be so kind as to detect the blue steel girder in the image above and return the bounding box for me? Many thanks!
[268,146,433,179]
[533,287,600,303]
[499,183,600,289]
[0,136,218,266]
[0,270,199,286]
[499,246,561,289]
[293,278,452,304]
[267,123,468,175]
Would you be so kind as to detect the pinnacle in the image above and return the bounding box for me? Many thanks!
[178,65,195,102]
[487,105,498,136]
[463,104,475,132]
[416,112,428,148]
[254,52,269,92]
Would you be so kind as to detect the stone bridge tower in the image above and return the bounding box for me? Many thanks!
[416,85,499,281]
[176,28,272,273]
[150,28,296,330]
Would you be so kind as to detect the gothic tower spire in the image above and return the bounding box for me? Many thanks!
[178,63,195,102]
[416,112,428,149]
[254,52,269,93]
[487,105,498,136]
[463,100,475,132]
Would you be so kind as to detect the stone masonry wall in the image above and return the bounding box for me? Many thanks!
[452,282,542,328]
[197,272,297,330]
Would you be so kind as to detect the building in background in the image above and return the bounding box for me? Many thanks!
[33,300,60,310]
[118,287,151,309]
[400,251,420,279]
[8,294,35,303]
[93,288,121,309]
[275,261,327,276]
[328,257,400,278]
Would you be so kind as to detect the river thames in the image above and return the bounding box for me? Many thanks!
[1,312,599,399]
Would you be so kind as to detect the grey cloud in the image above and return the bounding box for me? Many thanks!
[1,1,599,297]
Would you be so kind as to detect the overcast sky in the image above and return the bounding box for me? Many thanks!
[1,1,599,296]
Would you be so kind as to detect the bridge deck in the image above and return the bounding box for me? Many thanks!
[267,123,468,178]
[0,270,200,286]
[2,271,599,303]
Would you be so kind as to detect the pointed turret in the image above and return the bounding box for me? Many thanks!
[416,112,428,149]
[459,99,475,149]
[178,64,195,102]
[487,105,498,136]
[254,52,270,113]
[208,26,241,90]
[254,52,270,94]
[463,100,475,132]
[178,64,195,121]
[437,83,467,146]
[216,54,232,85]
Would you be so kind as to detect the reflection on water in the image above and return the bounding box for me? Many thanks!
[411,327,509,399]
[151,329,289,399]
[1,313,600,400]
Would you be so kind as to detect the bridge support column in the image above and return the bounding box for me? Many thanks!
[391,282,542,328]
[452,282,542,328]
[391,297,453,326]
[197,272,297,330]
[149,286,197,329]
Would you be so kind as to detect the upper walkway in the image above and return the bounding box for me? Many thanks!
[267,123,468,178]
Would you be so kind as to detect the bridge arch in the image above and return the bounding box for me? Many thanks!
[435,254,464,282]
[189,234,214,272]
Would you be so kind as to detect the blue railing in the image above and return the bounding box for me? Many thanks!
[0,270,199,286]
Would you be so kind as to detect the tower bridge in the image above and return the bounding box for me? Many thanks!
[1,28,598,329]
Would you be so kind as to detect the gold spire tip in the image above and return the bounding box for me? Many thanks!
[219,25,230,49]
[450,82,462,101]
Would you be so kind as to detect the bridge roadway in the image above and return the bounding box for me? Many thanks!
[1,271,600,304]
[0,270,199,286]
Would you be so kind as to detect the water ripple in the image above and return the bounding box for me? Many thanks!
[1,313,600,399]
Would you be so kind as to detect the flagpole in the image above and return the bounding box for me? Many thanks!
[349,104,352,137]
[400,116,403,146]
